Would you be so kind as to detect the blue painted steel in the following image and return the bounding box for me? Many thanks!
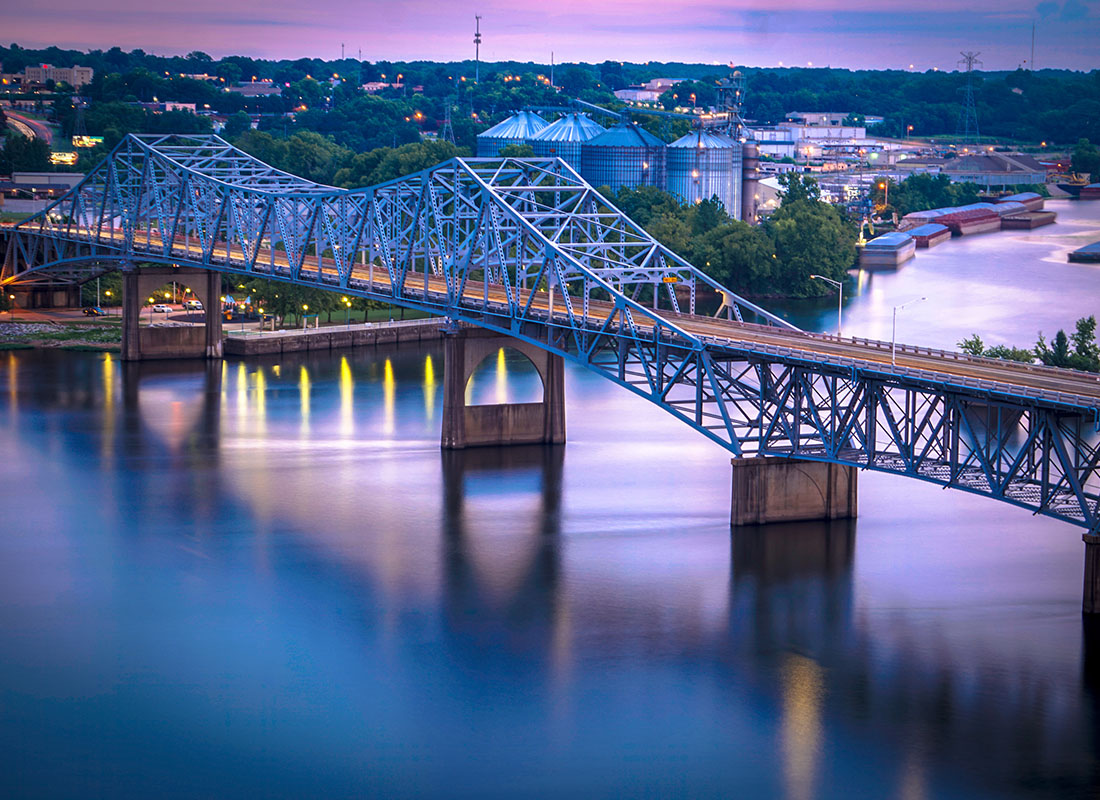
[3,133,1099,533]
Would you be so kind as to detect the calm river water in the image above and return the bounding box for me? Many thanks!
[1,200,1099,799]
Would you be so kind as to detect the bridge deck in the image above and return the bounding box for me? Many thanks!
[14,225,1097,410]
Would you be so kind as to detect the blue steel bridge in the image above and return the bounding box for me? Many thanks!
[2,133,1100,536]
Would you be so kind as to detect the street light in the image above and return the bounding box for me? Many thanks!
[810,274,844,337]
[878,180,889,209]
[891,297,926,366]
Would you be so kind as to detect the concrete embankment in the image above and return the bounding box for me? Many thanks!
[223,317,445,356]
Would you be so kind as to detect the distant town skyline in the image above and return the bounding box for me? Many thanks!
[3,0,1098,71]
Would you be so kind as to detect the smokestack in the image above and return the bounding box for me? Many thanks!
[741,141,760,224]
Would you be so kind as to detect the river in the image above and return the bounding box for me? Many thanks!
[0,199,1098,798]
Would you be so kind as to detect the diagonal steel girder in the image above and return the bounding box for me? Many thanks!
[2,133,1099,533]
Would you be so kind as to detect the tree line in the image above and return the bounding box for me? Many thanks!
[959,316,1100,373]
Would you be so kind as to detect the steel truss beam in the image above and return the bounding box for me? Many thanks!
[3,134,1098,533]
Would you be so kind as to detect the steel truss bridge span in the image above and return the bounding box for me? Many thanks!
[3,133,1099,533]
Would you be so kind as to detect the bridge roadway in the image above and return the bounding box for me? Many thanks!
[31,224,1100,410]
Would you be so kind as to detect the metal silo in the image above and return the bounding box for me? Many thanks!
[476,111,549,157]
[666,129,742,219]
[528,113,606,171]
[580,122,667,192]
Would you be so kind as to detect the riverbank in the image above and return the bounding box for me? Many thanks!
[0,321,122,351]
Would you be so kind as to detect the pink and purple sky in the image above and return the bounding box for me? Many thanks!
[4,0,1099,70]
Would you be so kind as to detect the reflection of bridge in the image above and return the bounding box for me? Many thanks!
[3,134,1100,602]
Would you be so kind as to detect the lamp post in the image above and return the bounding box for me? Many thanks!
[302,303,309,329]
[809,274,844,337]
[8,294,15,322]
[342,297,351,328]
[878,180,889,210]
[104,290,112,316]
[148,297,155,324]
[891,297,926,366]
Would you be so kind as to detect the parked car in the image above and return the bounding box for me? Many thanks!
[152,304,172,313]
[184,300,203,310]
[82,306,105,316]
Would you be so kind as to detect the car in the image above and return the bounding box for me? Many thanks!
[82,306,105,316]
[184,300,203,310]
[152,304,172,313]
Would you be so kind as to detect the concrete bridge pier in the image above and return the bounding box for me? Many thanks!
[731,457,858,526]
[121,266,223,361]
[1083,535,1100,614]
[441,327,565,449]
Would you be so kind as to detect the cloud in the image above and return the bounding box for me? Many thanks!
[1035,0,1058,16]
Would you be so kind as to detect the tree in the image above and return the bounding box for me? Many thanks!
[1036,316,1100,372]
[958,334,985,356]
[1072,139,1100,177]
[498,143,534,157]
[223,111,252,139]
[775,172,821,205]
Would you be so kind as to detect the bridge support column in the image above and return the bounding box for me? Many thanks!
[121,265,222,361]
[1083,534,1100,614]
[441,326,565,449]
[731,457,858,526]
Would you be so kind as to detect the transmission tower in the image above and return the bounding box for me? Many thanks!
[956,51,982,144]
[441,98,456,145]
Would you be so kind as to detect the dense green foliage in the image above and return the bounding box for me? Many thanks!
[609,174,855,297]
[870,174,984,216]
[958,316,1100,372]
[0,132,51,172]
[1073,139,1100,176]
[4,43,1097,149]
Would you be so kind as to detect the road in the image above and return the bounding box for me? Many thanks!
[4,110,53,145]
[7,224,1100,406]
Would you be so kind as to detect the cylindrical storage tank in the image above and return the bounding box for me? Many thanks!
[528,113,606,172]
[580,122,667,193]
[741,141,760,224]
[476,111,549,157]
[666,129,742,219]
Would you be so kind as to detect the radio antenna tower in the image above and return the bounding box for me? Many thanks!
[474,16,482,83]
[956,51,982,144]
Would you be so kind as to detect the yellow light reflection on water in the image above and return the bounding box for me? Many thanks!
[781,653,824,800]
[7,352,16,414]
[383,358,395,436]
[299,365,311,432]
[423,354,435,422]
[102,352,113,413]
[236,362,247,425]
[495,346,508,404]
[339,355,354,436]
[254,366,266,432]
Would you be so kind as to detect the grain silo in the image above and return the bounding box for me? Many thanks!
[579,122,667,193]
[741,141,760,224]
[476,111,549,157]
[666,129,742,219]
[528,113,605,172]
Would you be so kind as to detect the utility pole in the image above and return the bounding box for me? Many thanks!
[550,51,555,88]
[1030,22,1036,71]
[474,15,482,83]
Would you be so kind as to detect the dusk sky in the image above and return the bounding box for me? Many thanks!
[4,0,1099,70]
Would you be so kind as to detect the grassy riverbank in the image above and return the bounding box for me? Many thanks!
[0,321,122,351]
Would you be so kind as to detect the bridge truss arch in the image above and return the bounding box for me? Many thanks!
[3,133,1099,534]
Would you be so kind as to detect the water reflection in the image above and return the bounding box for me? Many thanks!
[1,347,1100,797]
